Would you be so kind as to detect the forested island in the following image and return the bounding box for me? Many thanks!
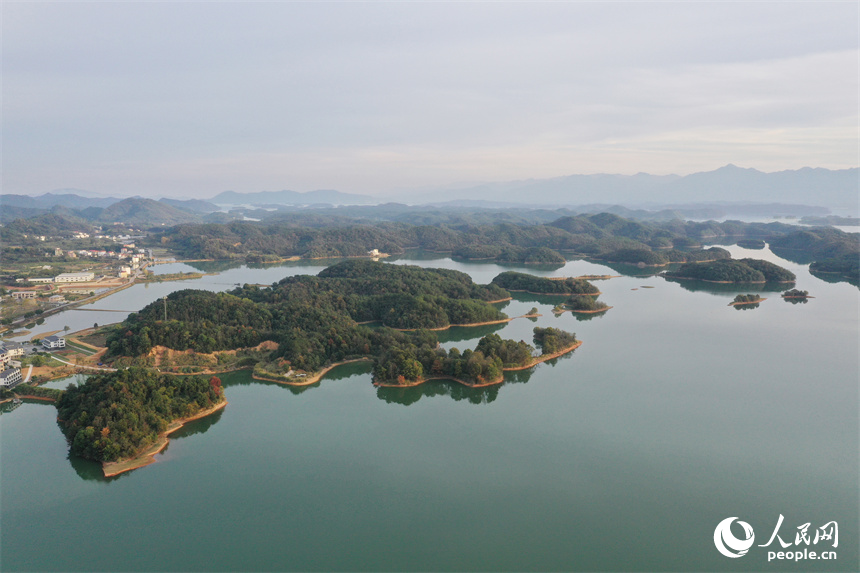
[49,261,583,469]
[373,328,580,387]
[103,260,578,382]
[3,207,858,286]
[730,294,764,306]
[491,271,600,295]
[560,296,612,314]
[56,369,225,470]
[781,289,812,304]
[662,258,796,283]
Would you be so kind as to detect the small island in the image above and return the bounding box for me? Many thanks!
[491,271,599,295]
[729,294,765,306]
[663,258,796,283]
[781,288,813,304]
[736,239,766,249]
[554,295,611,314]
[373,328,581,387]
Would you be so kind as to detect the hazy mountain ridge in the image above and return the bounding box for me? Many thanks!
[410,165,858,212]
[2,165,856,219]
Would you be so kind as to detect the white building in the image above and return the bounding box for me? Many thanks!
[42,335,66,349]
[48,295,66,304]
[0,367,23,388]
[11,291,38,299]
[1,343,25,359]
[54,272,95,283]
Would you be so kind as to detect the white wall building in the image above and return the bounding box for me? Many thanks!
[54,272,95,283]
[0,367,23,388]
[42,336,66,349]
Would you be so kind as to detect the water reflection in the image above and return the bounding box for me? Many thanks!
[376,379,500,406]
[573,310,609,322]
[732,303,760,311]
[67,451,126,482]
[783,297,809,305]
[810,269,859,288]
[168,409,225,440]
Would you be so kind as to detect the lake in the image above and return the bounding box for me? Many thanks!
[1,249,857,571]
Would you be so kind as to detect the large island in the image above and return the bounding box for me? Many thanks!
[57,262,581,472]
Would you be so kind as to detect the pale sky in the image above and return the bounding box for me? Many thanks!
[3,2,858,198]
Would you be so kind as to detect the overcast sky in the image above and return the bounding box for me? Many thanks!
[3,2,858,198]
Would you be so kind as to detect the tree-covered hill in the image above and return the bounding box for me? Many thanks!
[663,258,796,283]
[56,368,224,463]
[107,261,518,372]
[491,271,599,295]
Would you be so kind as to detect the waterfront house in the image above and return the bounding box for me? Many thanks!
[42,335,66,349]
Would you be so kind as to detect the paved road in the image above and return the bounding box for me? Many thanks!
[23,364,33,383]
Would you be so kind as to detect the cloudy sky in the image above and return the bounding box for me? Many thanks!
[3,2,858,198]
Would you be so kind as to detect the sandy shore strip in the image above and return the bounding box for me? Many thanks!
[375,340,583,388]
[102,400,228,477]
[505,288,603,296]
[729,298,766,306]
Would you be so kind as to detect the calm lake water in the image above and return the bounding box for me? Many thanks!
[1,249,857,572]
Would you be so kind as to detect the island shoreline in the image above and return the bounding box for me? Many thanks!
[374,340,583,388]
[101,400,228,477]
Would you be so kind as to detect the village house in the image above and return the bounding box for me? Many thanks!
[42,335,66,349]
[11,291,39,299]
[0,367,23,389]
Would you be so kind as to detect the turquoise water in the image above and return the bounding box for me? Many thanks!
[1,250,856,571]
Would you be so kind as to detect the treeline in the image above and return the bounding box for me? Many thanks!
[56,368,224,463]
[107,261,516,373]
[491,271,599,295]
[565,297,610,312]
[107,291,273,356]
[372,328,578,385]
[147,212,805,265]
[595,246,731,265]
[664,258,796,283]
[732,294,762,304]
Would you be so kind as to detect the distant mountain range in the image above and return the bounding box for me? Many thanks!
[405,165,859,213]
[2,166,857,225]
